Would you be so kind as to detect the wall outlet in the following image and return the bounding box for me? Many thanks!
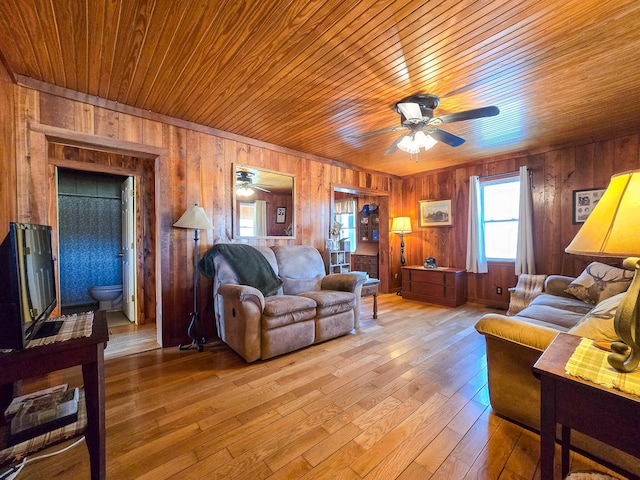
[394,273,398,279]
[496,287,502,295]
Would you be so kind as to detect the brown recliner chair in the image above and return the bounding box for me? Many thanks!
[205,244,365,362]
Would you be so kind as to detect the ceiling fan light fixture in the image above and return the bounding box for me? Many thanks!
[397,131,437,154]
[414,131,437,150]
[397,134,420,154]
[236,185,254,197]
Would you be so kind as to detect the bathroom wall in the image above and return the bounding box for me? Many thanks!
[58,170,125,307]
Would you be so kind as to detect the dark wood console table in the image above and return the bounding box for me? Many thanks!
[401,266,467,307]
[0,311,109,480]
[533,333,640,479]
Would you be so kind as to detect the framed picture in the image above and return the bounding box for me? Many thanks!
[276,206,286,224]
[572,188,605,224]
[418,199,453,227]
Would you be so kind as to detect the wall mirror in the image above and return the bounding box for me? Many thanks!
[233,164,295,238]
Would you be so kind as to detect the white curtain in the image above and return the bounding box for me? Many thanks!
[255,200,267,236]
[334,198,356,214]
[515,166,536,274]
[466,175,488,273]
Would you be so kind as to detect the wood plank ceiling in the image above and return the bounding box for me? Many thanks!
[1,0,640,177]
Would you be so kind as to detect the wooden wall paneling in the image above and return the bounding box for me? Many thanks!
[12,83,397,346]
[614,135,640,173]
[73,100,94,134]
[15,88,37,224]
[94,108,118,139]
[0,62,16,238]
[167,125,189,346]
[38,94,74,129]
[139,162,156,326]
[118,112,144,144]
[309,159,328,249]
[27,128,48,224]
[142,117,164,148]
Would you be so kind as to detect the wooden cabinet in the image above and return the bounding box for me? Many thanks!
[359,211,379,242]
[401,266,467,307]
[323,250,351,274]
[352,253,378,279]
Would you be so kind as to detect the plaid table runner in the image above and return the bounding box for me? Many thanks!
[565,337,640,397]
[27,312,94,348]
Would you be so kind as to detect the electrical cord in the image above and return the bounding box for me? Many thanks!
[0,436,85,480]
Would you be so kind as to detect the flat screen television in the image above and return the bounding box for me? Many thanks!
[0,222,59,350]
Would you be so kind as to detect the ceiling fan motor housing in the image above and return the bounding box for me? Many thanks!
[394,94,440,120]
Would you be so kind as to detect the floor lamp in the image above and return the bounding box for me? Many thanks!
[391,216,412,296]
[565,170,640,372]
[173,204,214,352]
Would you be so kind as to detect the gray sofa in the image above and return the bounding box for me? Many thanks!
[203,244,365,362]
[475,273,639,476]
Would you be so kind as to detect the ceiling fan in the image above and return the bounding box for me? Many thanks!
[236,170,271,197]
[349,94,499,156]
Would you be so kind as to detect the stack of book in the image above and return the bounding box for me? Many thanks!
[3,384,79,445]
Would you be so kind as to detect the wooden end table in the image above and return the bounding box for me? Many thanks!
[533,333,640,479]
[0,311,109,480]
[361,278,380,319]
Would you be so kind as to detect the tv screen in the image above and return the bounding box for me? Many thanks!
[0,223,57,350]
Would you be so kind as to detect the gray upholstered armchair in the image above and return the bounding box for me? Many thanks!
[202,244,365,362]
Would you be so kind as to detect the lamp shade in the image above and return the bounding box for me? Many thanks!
[565,170,640,257]
[173,204,214,230]
[391,216,412,234]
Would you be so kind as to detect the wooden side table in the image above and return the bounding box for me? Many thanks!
[361,278,380,319]
[0,311,109,480]
[533,333,640,479]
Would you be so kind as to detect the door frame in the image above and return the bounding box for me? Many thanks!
[33,123,167,347]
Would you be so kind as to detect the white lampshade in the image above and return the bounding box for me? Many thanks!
[413,131,437,150]
[397,131,437,154]
[565,170,640,257]
[173,204,214,230]
[236,186,254,197]
[397,134,420,154]
[391,216,412,234]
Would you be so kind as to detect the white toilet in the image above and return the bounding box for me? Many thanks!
[88,285,123,311]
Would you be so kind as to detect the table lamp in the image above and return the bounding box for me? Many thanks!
[565,170,640,372]
[391,216,412,295]
[173,203,214,352]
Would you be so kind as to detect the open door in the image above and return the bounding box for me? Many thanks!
[121,177,136,322]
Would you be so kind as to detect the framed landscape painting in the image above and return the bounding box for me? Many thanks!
[419,199,452,227]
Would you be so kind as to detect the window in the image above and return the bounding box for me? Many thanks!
[481,176,520,260]
[239,202,255,237]
[334,198,357,252]
[335,212,356,252]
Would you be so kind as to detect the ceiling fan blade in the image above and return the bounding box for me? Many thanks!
[396,102,423,121]
[430,128,465,147]
[435,105,499,124]
[384,134,408,156]
[348,125,406,139]
[253,185,271,193]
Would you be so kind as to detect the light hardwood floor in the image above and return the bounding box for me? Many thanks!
[16,294,623,479]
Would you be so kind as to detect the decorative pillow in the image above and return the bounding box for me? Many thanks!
[564,262,633,304]
[568,292,625,341]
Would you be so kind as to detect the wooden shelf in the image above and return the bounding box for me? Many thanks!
[323,249,351,274]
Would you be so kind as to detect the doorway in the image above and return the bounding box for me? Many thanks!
[57,169,137,328]
[46,139,161,355]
